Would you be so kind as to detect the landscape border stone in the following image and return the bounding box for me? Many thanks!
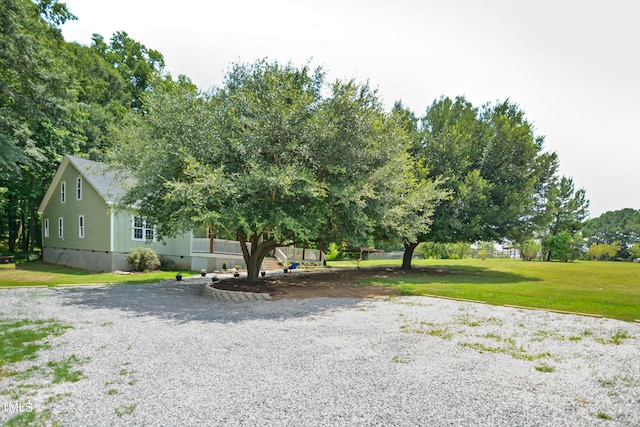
[503,304,604,318]
[200,282,272,302]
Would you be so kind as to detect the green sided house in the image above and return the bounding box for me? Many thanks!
[38,155,323,272]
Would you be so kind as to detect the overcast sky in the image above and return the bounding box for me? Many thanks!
[60,0,640,218]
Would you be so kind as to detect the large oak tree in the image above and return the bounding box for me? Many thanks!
[110,60,441,282]
[400,96,558,268]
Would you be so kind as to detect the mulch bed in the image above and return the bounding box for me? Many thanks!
[211,267,406,300]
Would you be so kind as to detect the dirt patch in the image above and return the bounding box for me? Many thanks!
[212,267,415,300]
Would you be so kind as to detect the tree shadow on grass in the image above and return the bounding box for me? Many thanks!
[58,279,372,324]
[13,261,94,275]
[55,266,540,324]
[374,265,543,285]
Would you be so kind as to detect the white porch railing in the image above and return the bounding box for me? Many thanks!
[276,246,323,262]
[192,238,324,262]
[191,238,248,255]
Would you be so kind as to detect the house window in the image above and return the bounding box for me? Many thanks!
[76,176,82,200]
[78,215,85,238]
[132,216,155,241]
[61,181,66,203]
[44,219,49,238]
[58,217,64,238]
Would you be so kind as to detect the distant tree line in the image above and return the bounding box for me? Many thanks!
[582,208,640,261]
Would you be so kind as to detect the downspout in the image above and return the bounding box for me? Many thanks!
[110,209,115,252]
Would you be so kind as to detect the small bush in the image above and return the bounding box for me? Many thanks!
[325,242,344,261]
[521,240,541,261]
[126,247,160,272]
[544,232,574,262]
[587,243,621,261]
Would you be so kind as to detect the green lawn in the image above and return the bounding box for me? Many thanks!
[330,258,640,322]
[0,261,186,287]
[2,258,640,322]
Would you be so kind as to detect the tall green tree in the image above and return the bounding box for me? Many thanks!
[65,42,130,160]
[0,0,81,251]
[400,96,557,268]
[0,0,78,178]
[546,176,589,236]
[541,176,589,260]
[90,31,165,111]
[374,102,446,258]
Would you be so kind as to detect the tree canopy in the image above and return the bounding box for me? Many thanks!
[545,176,589,236]
[110,60,442,282]
[539,176,589,261]
[400,96,558,268]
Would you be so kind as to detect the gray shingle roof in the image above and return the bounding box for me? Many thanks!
[66,155,135,203]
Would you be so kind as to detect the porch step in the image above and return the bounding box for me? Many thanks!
[262,257,282,271]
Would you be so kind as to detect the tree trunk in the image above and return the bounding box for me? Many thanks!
[26,176,37,253]
[209,225,215,253]
[401,241,419,270]
[7,194,17,253]
[21,208,28,252]
[238,231,278,284]
[29,205,37,253]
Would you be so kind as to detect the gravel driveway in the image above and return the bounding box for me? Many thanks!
[1,279,639,426]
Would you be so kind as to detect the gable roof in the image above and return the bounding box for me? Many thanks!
[38,155,135,214]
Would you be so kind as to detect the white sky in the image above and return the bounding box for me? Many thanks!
[60,0,640,218]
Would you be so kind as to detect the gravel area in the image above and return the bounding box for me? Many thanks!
[1,279,639,426]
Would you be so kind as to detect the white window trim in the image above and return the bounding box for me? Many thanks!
[61,181,66,203]
[44,218,49,238]
[76,176,82,200]
[132,215,156,242]
[78,215,85,238]
[58,217,64,239]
